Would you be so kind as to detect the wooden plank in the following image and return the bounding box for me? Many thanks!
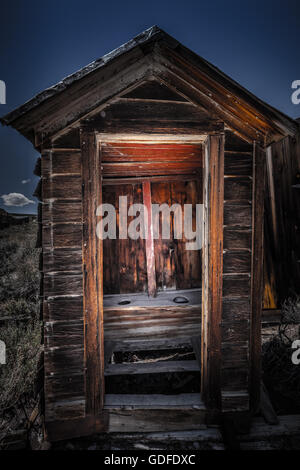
[222,299,251,322]
[170,180,202,289]
[42,175,82,200]
[103,305,201,321]
[261,308,281,325]
[104,320,201,335]
[223,228,252,250]
[102,182,147,295]
[44,346,84,377]
[87,118,224,135]
[44,273,82,297]
[223,274,251,298]
[221,321,249,343]
[223,250,251,273]
[104,319,201,336]
[103,323,201,340]
[100,99,210,122]
[98,133,207,143]
[103,174,198,185]
[201,133,224,409]
[222,342,249,368]
[122,80,189,102]
[45,413,108,442]
[45,371,85,402]
[102,160,202,176]
[224,152,252,176]
[43,297,83,322]
[45,398,85,423]
[222,133,252,411]
[105,360,199,376]
[101,142,202,162]
[81,129,104,415]
[43,223,82,248]
[223,204,252,227]
[143,181,156,296]
[107,408,206,433]
[104,393,204,409]
[43,248,82,272]
[44,320,84,348]
[224,177,252,201]
[43,201,82,224]
[42,151,81,175]
[87,428,224,444]
[221,391,249,412]
[250,142,266,412]
[221,368,249,392]
[151,179,202,291]
[151,181,176,291]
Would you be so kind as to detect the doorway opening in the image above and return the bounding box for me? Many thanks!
[101,141,204,410]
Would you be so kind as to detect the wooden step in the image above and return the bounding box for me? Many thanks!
[104,393,204,410]
[106,407,207,433]
[104,393,207,432]
[105,360,199,376]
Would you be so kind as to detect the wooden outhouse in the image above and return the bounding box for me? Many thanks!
[1,26,300,441]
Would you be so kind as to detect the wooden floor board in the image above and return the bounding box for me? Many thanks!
[104,393,204,409]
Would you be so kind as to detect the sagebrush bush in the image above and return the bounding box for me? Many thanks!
[0,298,38,319]
[263,295,300,413]
[0,222,40,302]
[0,221,42,413]
[0,319,42,411]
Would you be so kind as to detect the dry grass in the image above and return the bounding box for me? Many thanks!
[263,295,300,414]
[0,221,42,413]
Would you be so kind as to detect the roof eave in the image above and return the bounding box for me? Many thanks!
[1,25,299,143]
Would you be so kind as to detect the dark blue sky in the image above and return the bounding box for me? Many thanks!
[0,0,299,213]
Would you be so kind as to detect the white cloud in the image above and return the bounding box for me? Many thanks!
[21,179,31,184]
[1,193,35,207]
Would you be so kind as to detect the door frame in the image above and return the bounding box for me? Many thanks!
[201,134,225,410]
[80,130,225,418]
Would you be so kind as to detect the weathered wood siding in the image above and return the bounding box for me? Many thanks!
[221,131,253,412]
[102,182,147,294]
[41,145,86,424]
[104,305,201,340]
[201,131,256,413]
[40,131,265,428]
[101,142,202,295]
